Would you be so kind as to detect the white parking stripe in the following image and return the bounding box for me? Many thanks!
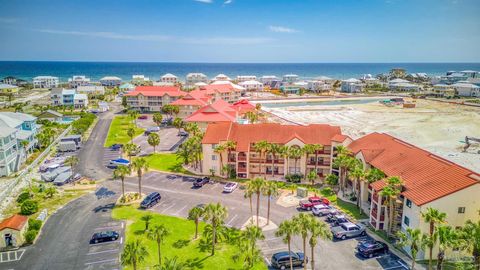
[160,203,176,213]
[226,214,238,226]
[84,258,118,265]
[174,205,188,215]
[120,237,123,244]
[87,249,119,256]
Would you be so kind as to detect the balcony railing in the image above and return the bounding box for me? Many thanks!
[238,167,247,173]
[238,156,247,161]
[266,159,285,164]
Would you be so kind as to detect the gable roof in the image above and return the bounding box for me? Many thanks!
[0,214,28,231]
[197,83,242,94]
[203,122,342,151]
[348,133,480,206]
[231,99,256,114]
[185,99,237,123]
[124,86,186,97]
[170,91,211,106]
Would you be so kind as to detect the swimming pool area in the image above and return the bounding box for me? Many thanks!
[259,97,386,108]
[59,116,77,124]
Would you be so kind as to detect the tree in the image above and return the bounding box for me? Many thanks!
[203,203,228,255]
[365,168,386,183]
[332,147,354,194]
[132,157,149,196]
[172,117,183,133]
[436,225,458,270]
[276,220,298,270]
[250,177,266,227]
[184,122,200,137]
[44,186,57,198]
[267,143,282,177]
[147,133,160,153]
[245,111,258,124]
[127,126,136,142]
[288,146,303,176]
[254,140,270,179]
[293,213,312,270]
[153,112,163,128]
[141,214,153,231]
[303,144,323,182]
[214,144,226,176]
[113,165,130,200]
[308,218,332,270]
[121,239,149,270]
[244,182,255,220]
[349,160,365,211]
[379,176,403,236]
[158,256,186,270]
[239,225,265,268]
[421,207,447,270]
[397,228,423,270]
[458,220,480,270]
[187,206,204,239]
[262,181,279,225]
[325,174,339,193]
[124,143,139,163]
[128,110,139,126]
[147,224,170,267]
[65,156,79,175]
[306,170,318,186]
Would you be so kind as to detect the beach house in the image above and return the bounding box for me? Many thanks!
[346,133,480,260]
[452,82,480,97]
[282,74,299,84]
[212,74,231,81]
[238,80,264,91]
[341,78,364,93]
[186,73,208,87]
[124,86,186,112]
[76,85,105,96]
[68,75,91,88]
[432,84,455,97]
[161,73,178,84]
[99,76,122,87]
[260,76,279,85]
[132,75,150,85]
[388,78,421,91]
[201,122,347,179]
[307,80,332,92]
[50,88,88,108]
[0,84,19,95]
[33,76,59,89]
[236,75,257,83]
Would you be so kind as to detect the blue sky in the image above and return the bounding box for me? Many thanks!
[0,0,479,62]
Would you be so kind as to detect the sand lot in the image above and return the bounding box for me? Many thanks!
[262,99,480,173]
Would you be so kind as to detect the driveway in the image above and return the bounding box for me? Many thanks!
[133,127,186,155]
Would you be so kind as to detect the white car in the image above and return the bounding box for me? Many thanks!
[312,204,338,216]
[223,182,238,193]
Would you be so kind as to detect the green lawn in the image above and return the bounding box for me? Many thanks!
[112,205,267,270]
[143,153,192,174]
[335,198,369,220]
[104,115,144,147]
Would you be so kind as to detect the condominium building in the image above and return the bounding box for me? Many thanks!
[195,84,242,103]
[1,76,28,87]
[307,80,332,92]
[68,75,91,88]
[124,86,186,112]
[346,133,480,260]
[170,91,212,118]
[202,122,348,179]
[185,99,238,130]
[161,73,178,84]
[186,73,208,87]
[76,85,105,96]
[99,76,122,87]
[33,76,59,89]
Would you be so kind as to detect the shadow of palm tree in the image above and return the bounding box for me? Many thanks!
[172,239,191,249]
[133,229,145,236]
[185,257,205,269]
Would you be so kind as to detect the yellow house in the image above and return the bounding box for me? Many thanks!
[0,83,19,94]
[0,214,29,249]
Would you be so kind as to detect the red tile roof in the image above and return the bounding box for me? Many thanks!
[185,99,237,123]
[170,91,211,106]
[0,214,28,231]
[332,134,350,143]
[124,86,186,97]
[348,132,480,206]
[203,122,342,151]
[231,99,256,114]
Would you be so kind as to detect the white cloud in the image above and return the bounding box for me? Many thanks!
[224,0,233,4]
[268,25,298,33]
[37,28,273,45]
[194,0,213,3]
[0,17,18,24]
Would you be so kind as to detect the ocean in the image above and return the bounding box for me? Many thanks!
[1,61,480,82]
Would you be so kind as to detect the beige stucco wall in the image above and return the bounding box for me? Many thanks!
[0,226,27,248]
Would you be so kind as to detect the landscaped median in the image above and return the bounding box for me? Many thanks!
[104,115,144,147]
[112,205,267,270]
[142,153,192,175]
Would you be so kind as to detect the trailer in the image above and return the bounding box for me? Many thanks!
[58,141,77,152]
[107,158,130,169]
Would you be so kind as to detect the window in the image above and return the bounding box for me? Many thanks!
[404,216,410,226]
[211,144,217,149]
[458,207,466,214]
[406,199,412,208]
[212,155,217,161]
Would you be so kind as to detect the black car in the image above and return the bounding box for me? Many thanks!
[140,192,161,209]
[110,144,123,151]
[178,131,188,137]
[90,231,119,244]
[357,240,389,258]
[271,251,307,269]
[193,177,210,187]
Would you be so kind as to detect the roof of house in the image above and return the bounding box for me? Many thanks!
[239,80,263,86]
[209,81,245,90]
[185,99,237,123]
[0,214,28,231]
[100,76,122,81]
[389,78,410,84]
[0,126,17,137]
[197,84,242,94]
[170,91,211,106]
[0,112,36,122]
[74,93,88,100]
[77,85,105,91]
[343,78,361,83]
[452,82,480,88]
[124,86,186,97]
[161,73,177,78]
[0,83,18,89]
[62,89,76,95]
[203,122,342,151]
[332,134,350,143]
[119,83,135,89]
[348,132,480,206]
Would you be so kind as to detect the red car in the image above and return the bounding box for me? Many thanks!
[138,115,148,120]
[299,196,330,210]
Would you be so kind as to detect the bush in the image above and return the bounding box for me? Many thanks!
[72,113,96,135]
[320,187,334,197]
[20,200,39,215]
[24,229,39,244]
[28,219,42,231]
[17,191,32,204]
[285,173,303,183]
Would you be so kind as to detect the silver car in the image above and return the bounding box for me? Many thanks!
[312,204,337,216]
[331,222,366,240]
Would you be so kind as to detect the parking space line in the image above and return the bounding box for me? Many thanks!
[226,214,238,226]
[174,205,188,215]
[87,248,119,256]
[160,203,176,214]
[84,258,118,266]
[120,237,123,244]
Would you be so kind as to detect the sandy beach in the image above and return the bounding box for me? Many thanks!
[261,98,480,173]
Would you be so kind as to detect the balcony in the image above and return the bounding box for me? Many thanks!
[266,159,284,164]
[238,167,247,173]
[238,155,247,161]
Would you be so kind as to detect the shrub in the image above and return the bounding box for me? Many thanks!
[17,191,32,204]
[20,200,39,215]
[320,187,334,197]
[24,229,39,244]
[28,219,42,231]
[285,173,303,183]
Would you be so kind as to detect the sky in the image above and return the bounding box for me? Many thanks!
[0,0,479,63]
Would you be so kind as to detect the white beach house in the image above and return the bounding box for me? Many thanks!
[186,73,208,87]
[283,74,299,83]
[33,76,59,89]
[452,82,480,97]
[341,78,363,93]
[68,75,91,88]
[161,73,178,84]
[239,80,264,91]
[236,75,257,83]
[260,75,279,85]
[213,74,231,81]
[99,76,122,87]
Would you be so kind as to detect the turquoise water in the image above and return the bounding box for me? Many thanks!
[60,116,75,123]
[261,98,385,108]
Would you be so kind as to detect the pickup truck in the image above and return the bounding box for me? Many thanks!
[331,222,366,240]
[298,196,330,211]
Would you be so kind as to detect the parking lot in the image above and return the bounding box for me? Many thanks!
[84,220,124,270]
[121,171,409,270]
[133,127,186,155]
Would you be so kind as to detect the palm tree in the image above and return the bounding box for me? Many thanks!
[267,143,282,177]
[65,156,79,175]
[158,256,186,270]
[113,165,130,200]
[349,160,365,211]
[325,174,339,194]
[214,144,226,176]
[308,218,332,270]
[121,239,149,270]
[254,140,270,179]
[245,111,258,123]
[287,146,303,176]
[203,203,228,255]
[421,207,447,269]
[141,214,153,231]
[262,181,279,225]
[244,182,255,220]
[187,206,204,239]
[275,220,298,270]
[128,110,139,126]
[332,153,354,195]
[306,170,318,186]
[436,225,458,270]
[172,117,183,133]
[153,112,163,128]
[147,133,160,153]
[127,126,136,142]
[240,225,265,268]
[379,176,403,236]
[396,228,423,270]
[131,157,149,196]
[250,177,266,227]
[458,220,480,270]
[293,213,312,270]
[124,143,139,163]
[147,224,170,267]
[303,144,322,181]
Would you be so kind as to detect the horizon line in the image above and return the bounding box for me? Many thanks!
[1,60,480,64]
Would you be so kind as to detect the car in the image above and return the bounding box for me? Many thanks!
[178,131,188,137]
[71,173,82,181]
[90,230,119,244]
[298,196,330,210]
[271,251,307,269]
[138,115,148,120]
[193,177,210,187]
[140,192,161,208]
[223,182,238,193]
[331,222,366,240]
[312,204,337,216]
[326,214,349,226]
[357,240,389,258]
[144,126,160,135]
[110,144,123,150]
